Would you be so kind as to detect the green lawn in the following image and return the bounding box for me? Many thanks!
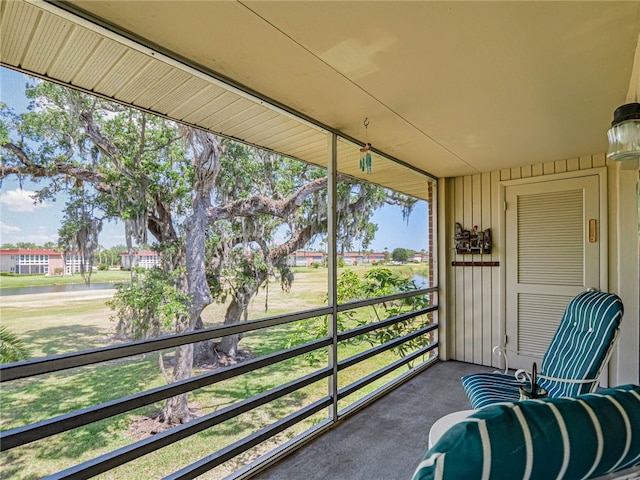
[0,270,131,289]
[0,265,431,479]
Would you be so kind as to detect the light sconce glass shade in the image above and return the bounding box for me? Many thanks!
[607,102,640,161]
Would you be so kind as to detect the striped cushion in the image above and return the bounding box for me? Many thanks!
[462,291,623,410]
[413,385,640,480]
[540,291,623,398]
[462,371,523,409]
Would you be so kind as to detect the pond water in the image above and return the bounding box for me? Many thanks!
[412,273,430,288]
[1,275,428,296]
[0,282,122,297]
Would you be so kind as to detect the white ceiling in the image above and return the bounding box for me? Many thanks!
[3,1,640,181]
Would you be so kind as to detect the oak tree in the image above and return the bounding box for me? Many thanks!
[0,75,416,424]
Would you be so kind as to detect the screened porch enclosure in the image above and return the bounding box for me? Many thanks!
[0,67,439,478]
[1,1,639,479]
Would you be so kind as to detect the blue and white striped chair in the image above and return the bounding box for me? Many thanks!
[462,290,624,409]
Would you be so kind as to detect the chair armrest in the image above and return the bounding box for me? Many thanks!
[492,345,514,375]
[536,374,598,385]
[492,345,531,383]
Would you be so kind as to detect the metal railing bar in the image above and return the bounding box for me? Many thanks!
[0,306,332,382]
[40,370,332,480]
[337,323,438,372]
[1,338,331,451]
[337,355,439,420]
[337,305,437,343]
[2,278,441,478]
[163,398,332,480]
[337,342,438,400]
[231,418,334,480]
[336,287,437,313]
[234,345,440,480]
[2,288,437,382]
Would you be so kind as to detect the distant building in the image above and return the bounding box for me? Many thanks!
[0,249,89,275]
[340,252,386,265]
[287,251,326,267]
[63,252,92,274]
[287,250,387,267]
[0,249,57,274]
[120,251,162,269]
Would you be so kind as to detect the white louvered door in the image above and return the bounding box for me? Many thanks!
[505,175,600,370]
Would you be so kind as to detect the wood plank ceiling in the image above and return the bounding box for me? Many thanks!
[2,1,639,200]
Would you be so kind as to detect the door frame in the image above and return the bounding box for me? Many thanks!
[497,167,608,369]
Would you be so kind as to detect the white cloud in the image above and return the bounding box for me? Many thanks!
[0,222,21,234]
[0,223,57,246]
[0,221,22,246]
[24,232,58,244]
[0,189,51,212]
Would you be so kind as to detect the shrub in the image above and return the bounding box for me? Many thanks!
[108,267,188,339]
[0,325,29,364]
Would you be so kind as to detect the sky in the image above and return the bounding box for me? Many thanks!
[0,67,429,252]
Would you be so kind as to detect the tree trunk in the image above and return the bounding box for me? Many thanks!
[157,128,219,424]
[155,343,194,424]
[216,275,264,357]
[193,339,217,365]
[217,295,245,357]
[192,315,218,364]
[156,212,209,424]
[217,334,240,358]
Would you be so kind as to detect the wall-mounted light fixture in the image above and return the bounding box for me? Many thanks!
[607,102,640,161]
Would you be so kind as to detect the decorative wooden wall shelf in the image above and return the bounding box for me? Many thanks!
[454,222,491,254]
[451,261,500,267]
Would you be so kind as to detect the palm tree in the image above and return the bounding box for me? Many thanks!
[0,326,29,364]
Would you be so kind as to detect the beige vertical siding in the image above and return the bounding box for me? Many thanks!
[443,153,608,367]
[607,159,640,385]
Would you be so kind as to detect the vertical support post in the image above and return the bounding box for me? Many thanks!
[327,132,339,421]
[436,177,449,361]
[428,180,439,357]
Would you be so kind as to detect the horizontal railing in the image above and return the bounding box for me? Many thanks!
[1,286,439,480]
[0,338,332,450]
[338,305,437,342]
[338,322,437,371]
[0,306,334,382]
[337,342,438,401]
[42,372,334,480]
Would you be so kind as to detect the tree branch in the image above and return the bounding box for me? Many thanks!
[268,224,316,264]
[3,135,181,251]
[2,142,33,166]
[78,107,121,164]
[1,142,113,193]
[207,176,328,221]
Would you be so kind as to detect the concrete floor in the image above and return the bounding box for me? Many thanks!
[253,360,494,480]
